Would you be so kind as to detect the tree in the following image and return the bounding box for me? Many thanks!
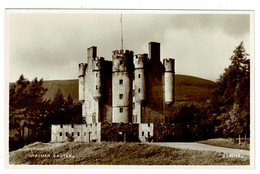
[9,75,48,148]
[211,42,250,139]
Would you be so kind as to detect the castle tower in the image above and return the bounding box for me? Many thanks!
[112,50,134,123]
[93,57,104,101]
[78,63,86,104]
[134,54,147,104]
[163,58,175,105]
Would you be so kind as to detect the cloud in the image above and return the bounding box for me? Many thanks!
[7,11,251,82]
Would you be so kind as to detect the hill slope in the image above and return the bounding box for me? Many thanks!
[9,142,248,165]
[41,74,216,102]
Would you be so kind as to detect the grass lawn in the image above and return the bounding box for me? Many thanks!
[9,141,249,165]
[198,138,250,150]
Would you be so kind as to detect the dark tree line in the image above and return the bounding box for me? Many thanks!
[9,75,82,151]
[172,42,250,141]
[210,41,250,139]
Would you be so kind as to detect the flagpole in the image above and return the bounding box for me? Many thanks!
[121,13,123,50]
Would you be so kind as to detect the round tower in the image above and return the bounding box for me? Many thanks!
[93,57,104,101]
[134,54,147,104]
[78,63,86,104]
[163,58,175,105]
[112,50,134,123]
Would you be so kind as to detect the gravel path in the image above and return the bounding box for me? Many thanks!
[149,142,250,157]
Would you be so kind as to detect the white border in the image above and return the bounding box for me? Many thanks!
[1,0,259,174]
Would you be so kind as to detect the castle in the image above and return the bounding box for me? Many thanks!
[51,42,182,142]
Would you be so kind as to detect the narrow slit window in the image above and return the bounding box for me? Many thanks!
[138,74,141,78]
[120,60,123,65]
[60,132,62,136]
[119,79,123,85]
[96,85,98,90]
[119,94,123,99]
[142,131,144,136]
[138,88,141,93]
[96,73,98,77]
[78,132,80,136]
[148,132,150,137]
[72,132,74,136]
[120,108,123,113]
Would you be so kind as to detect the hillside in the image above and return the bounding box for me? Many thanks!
[42,79,78,101]
[9,142,249,165]
[40,74,216,103]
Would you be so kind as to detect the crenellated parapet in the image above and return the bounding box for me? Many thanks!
[163,58,175,72]
[112,50,134,73]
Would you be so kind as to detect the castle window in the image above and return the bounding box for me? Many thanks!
[138,74,141,78]
[119,94,123,99]
[96,63,98,67]
[120,108,123,113]
[72,132,74,136]
[60,132,62,136]
[138,88,141,93]
[119,79,123,85]
[60,124,63,128]
[148,132,150,137]
[142,131,144,136]
[96,73,98,77]
[72,124,74,128]
[148,123,150,127]
[78,132,80,136]
[96,85,98,90]
[120,60,123,65]
[66,132,68,136]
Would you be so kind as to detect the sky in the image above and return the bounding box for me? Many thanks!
[7,10,251,82]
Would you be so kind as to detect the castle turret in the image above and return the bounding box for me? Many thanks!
[163,58,175,105]
[93,57,104,101]
[134,54,147,104]
[112,50,134,123]
[78,63,86,104]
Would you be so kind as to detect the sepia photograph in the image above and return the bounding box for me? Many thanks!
[5,9,253,167]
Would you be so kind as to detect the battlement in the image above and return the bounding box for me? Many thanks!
[163,58,175,72]
[134,54,148,69]
[112,50,132,56]
[93,57,104,71]
[112,50,134,73]
[78,63,86,77]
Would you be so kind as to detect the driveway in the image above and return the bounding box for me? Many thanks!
[148,142,250,157]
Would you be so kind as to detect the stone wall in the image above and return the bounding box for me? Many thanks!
[51,123,101,142]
